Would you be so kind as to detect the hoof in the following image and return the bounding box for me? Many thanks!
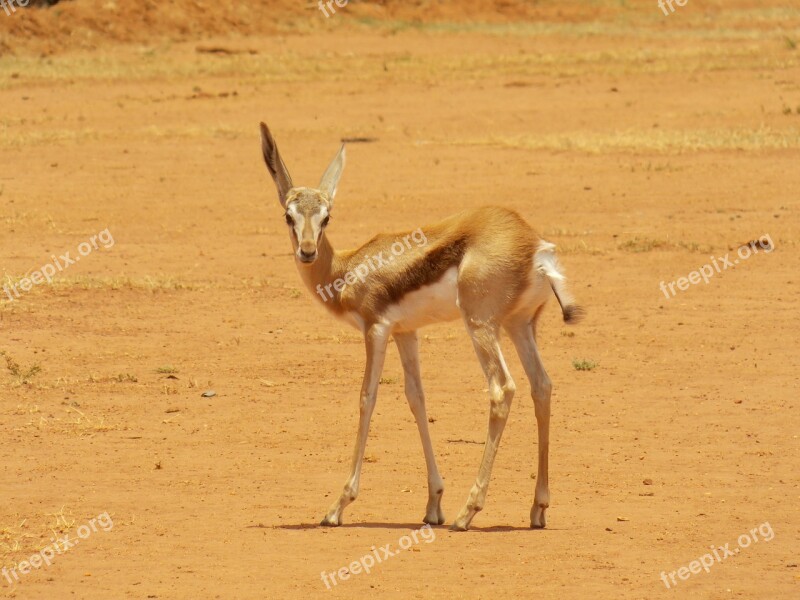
[530,504,548,529]
[449,521,469,532]
[423,514,446,526]
[320,515,341,527]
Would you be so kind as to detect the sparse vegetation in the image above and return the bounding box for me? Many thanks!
[556,240,606,256]
[441,126,800,154]
[87,373,138,383]
[0,351,41,385]
[13,403,118,436]
[0,507,75,563]
[572,359,597,371]
[617,237,711,253]
[45,506,76,536]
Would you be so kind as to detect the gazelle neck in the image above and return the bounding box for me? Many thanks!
[294,233,344,310]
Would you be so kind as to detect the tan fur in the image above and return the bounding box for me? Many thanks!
[302,206,540,326]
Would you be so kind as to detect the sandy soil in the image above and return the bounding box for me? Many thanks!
[1,2,799,599]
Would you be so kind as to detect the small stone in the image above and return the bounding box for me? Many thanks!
[201,390,216,398]
[643,478,653,485]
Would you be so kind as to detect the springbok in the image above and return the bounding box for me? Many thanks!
[259,122,583,531]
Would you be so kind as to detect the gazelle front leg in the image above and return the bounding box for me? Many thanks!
[321,323,390,526]
[451,319,515,531]
[506,318,552,528]
[394,331,446,525]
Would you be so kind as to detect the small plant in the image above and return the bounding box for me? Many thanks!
[1,351,42,384]
[785,36,797,50]
[156,366,178,375]
[572,359,597,371]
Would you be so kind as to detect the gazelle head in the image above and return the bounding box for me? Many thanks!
[259,122,345,264]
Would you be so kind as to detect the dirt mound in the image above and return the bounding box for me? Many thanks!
[0,0,613,55]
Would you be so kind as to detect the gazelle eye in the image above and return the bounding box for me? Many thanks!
[285,213,294,226]
[321,216,330,228]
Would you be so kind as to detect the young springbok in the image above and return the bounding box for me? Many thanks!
[259,122,583,531]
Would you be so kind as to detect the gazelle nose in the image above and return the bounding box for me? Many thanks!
[299,248,317,262]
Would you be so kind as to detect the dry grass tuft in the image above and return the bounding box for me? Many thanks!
[0,507,77,567]
[13,404,119,437]
[617,237,713,253]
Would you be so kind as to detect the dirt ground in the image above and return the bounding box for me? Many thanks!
[1,1,799,599]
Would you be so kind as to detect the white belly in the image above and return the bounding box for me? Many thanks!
[382,267,461,331]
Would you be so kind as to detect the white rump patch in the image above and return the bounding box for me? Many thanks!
[534,241,565,281]
[508,240,565,317]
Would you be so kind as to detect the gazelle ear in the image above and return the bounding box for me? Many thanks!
[319,144,346,205]
[259,122,293,207]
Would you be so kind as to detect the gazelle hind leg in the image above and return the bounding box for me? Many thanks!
[394,331,445,525]
[506,315,552,528]
[321,324,390,526]
[451,318,515,531]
